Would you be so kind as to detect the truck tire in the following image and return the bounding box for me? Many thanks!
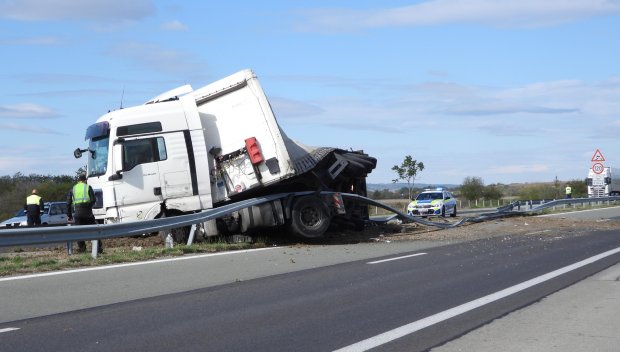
[158,212,190,244]
[159,226,190,244]
[288,196,331,239]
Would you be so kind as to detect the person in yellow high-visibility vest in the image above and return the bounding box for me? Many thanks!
[67,174,102,253]
[24,189,44,226]
[565,185,572,199]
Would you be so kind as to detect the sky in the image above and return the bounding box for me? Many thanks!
[0,0,619,186]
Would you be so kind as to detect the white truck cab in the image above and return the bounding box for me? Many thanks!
[586,167,620,197]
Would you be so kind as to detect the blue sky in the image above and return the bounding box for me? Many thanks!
[1,0,619,185]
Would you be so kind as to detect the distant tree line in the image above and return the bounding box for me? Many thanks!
[371,176,588,202]
[0,172,78,221]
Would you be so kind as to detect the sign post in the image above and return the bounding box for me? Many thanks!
[589,149,606,197]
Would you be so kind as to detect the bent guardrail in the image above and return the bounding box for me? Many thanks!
[1,193,618,250]
[0,193,292,248]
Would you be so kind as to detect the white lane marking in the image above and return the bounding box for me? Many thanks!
[0,247,275,283]
[335,246,620,352]
[0,328,20,333]
[367,253,427,264]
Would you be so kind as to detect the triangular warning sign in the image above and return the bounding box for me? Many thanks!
[591,149,605,162]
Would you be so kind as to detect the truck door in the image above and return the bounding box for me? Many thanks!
[156,131,193,199]
[114,136,166,217]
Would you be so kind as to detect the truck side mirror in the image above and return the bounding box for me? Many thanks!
[111,139,124,179]
[74,148,83,159]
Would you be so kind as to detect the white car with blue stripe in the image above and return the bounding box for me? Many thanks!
[407,189,457,217]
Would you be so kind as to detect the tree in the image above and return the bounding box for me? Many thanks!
[518,184,556,200]
[0,173,76,221]
[483,184,503,200]
[553,176,561,199]
[567,179,587,198]
[460,176,485,201]
[391,155,424,199]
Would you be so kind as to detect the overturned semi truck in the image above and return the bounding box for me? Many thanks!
[74,69,376,242]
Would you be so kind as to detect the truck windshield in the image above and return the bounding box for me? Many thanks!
[87,136,109,177]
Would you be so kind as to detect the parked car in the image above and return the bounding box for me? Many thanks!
[407,188,457,217]
[0,202,69,228]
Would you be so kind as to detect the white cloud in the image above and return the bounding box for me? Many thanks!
[161,20,189,31]
[414,78,615,120]
[270,97,324,118]
[0,0,155,22]
[16,89,115,98]
[270,75,618,141]
[10,73,121,85]
[489,164,549,174]
[105,42,201,74]
[0,154,82,176]
[0,104,59,119]
[443,102,579,116]
[1,36,64,45]
[296,0,620,32]
[0,123,64,135]
[476,123,541,137]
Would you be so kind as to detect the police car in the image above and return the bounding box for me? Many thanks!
[407,188,457,217]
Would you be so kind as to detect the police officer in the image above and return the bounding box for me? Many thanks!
[565,185,572,199]
[25,189,44,226]
[67,174,103,253]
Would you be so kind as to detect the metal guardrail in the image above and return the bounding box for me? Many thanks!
[1,193,618,250]
[0,191,481,249]
[363,195,620,226]
[497,196,620,213]
[0,193,293,248]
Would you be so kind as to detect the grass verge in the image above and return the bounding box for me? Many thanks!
[0,240,264,277]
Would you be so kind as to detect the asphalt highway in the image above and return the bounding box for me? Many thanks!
[1,225,618,351]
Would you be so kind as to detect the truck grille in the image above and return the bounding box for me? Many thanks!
[591,186,606,197]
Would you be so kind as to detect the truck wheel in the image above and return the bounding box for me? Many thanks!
[159,226,190,244]
[288,196,331,239]
[158,212,190,244]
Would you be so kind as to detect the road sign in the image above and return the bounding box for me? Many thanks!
[591,149,605,162]
[592,162,605,174]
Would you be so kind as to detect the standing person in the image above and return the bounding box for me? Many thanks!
[25,189,44,226]
[565,185,572,199]
[67,174,103,253]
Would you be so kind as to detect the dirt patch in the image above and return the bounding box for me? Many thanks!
[381,215,620,242]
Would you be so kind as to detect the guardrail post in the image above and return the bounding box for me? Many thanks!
[91,240,98,259]
[66,241,73,255]
[187,224,197,246]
